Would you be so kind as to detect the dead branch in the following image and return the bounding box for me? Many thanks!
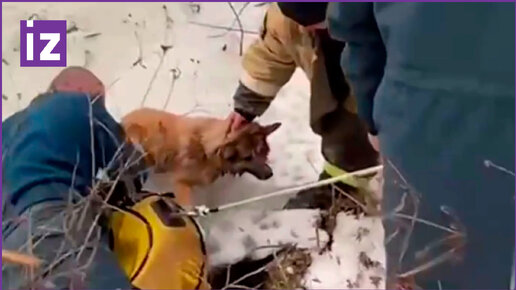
[392,213,461,235]
[162,67,182,110]
[484,159,515,176]
[83,32,101,39]
[332,185,369,213]
[209,2,250,38]
[189,21,259,35]
[398,247,459,278]
[223,263,269,290]
[132,30,147,69]
[140,51,168,107]
[162,4,174,47]
[2,250,41,267]
[227,2,245,56]
[225,264,232,288]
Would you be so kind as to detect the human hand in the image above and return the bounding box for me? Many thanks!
[228,111,249,132]
[368,134,380,152]
[305,21,327,32]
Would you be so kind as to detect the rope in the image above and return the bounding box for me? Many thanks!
[211,164,383,212]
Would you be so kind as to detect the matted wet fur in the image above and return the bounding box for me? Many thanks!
[122,108,281,205]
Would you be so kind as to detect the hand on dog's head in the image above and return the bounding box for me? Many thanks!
[219,122,281,180]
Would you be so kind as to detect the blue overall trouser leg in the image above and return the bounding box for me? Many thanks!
[2,92,132,289]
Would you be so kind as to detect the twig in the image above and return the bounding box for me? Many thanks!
[209,2,250,38]
[162,4,174,47]
[272,249,288,284]
[399,192,419,265]
[75,172,122,262]
[2,250,41,267]
[162,68,181,110]
[88,96,100,189]
[27,209,35,284]
[387,159,420,265]
[484,159,515,177]
[83,32,101,39]
[223,263,269,290]
[140,51,168,107]
[385,228,400,245]
[227,2,244,56]
[140,4,176,107]
[398,248,458,278]
[189,21,259,35]
[224,285,256,289]
[252,244,286,252]
[132,30,147,69]
[75,131,140,261]
[415,234,462,261]
[332,185,369,213]
[392,213,460,234]
[225,264,232,288]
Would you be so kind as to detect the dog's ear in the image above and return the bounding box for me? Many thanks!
[263,122,281,136]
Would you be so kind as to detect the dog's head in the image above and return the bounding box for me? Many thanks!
[218,122,281,180]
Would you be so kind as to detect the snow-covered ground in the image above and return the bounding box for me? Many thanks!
[2,3,385,289]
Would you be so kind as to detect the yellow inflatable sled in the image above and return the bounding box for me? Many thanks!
[110,194,210,289]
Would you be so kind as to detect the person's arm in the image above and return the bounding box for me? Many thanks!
[233,4,297,121]
[327,2,386,135]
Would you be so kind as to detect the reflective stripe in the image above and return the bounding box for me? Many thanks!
[323,162,359,188]
[240,70,282,97]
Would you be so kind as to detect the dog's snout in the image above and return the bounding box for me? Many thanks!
[231,162,273,180]
[247,163,273,180]
[255,165,273,180]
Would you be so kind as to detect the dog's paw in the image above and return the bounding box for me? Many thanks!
[206,209,328,267]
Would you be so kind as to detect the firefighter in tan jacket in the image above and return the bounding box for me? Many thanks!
[230,2,379,208]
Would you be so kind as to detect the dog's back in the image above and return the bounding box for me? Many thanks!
[121,108,280,205]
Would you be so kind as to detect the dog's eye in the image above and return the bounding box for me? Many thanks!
[244,155,253,161]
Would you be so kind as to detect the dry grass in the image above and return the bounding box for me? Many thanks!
[264,248,312,289]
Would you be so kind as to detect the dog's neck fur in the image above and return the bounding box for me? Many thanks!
[181,117,231,157]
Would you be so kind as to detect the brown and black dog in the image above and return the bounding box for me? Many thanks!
[122,108,281,206]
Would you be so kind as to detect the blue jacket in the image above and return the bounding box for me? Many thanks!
[328,3,514,288]
[2,92,125,215]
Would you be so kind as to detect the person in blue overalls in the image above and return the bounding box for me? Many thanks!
[328,2,515,288]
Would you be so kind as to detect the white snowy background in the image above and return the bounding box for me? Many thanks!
[2,3,385,289]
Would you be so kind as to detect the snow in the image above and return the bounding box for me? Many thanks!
[2,2,385,289]
[205,208,329,267]
[304,213,386,289]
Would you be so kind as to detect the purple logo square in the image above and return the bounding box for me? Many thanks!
[20,20,67,67]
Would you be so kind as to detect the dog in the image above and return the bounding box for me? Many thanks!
[121,108,281,206]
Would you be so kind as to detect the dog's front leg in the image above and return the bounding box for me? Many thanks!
[173,181,192,207]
